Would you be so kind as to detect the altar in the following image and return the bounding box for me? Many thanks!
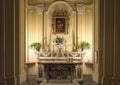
[38,59,83,83]
[37,39,83,82]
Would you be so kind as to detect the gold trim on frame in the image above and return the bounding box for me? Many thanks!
[52,8,69,34]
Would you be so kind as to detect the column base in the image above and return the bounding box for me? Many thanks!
[19,71,26,84]
[101,75,112,85]
[6,76,17,85]
[0,76,6,85]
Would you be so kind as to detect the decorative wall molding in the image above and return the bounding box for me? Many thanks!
[26,5,44,14]
[36,5,44,14]
[27,0,93,6]
[77,4,85,14]
[52,8,70,17]
[27,0,93,12]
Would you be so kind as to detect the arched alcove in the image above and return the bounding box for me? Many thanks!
[43,1,76,52]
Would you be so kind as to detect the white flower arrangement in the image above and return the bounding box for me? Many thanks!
[54,36,65,45]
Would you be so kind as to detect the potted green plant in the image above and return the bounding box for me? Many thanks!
[78,41,91,51]
[29,42,41,52]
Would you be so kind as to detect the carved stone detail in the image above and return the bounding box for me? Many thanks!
[77,4,85,14]
[36,5,44,14]
[53,8,70,17]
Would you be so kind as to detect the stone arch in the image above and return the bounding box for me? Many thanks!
[47,1,73,13]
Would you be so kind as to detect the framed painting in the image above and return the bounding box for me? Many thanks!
[53,17,68,34]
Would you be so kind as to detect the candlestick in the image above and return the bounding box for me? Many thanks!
[53,41,54,52]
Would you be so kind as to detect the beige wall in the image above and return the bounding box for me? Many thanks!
[26,1,94,76]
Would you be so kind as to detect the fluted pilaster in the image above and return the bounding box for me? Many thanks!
[100,0,120,84]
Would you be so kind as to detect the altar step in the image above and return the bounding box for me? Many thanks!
[39,81,79,85]
[24,80,93,85]
[25,81,79,85]
[39,79,93,85]
[41,82,94,85]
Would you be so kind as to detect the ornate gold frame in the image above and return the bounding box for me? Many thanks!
[52,9,69,34]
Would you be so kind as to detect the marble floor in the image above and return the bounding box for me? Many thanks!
[26,79,93,85]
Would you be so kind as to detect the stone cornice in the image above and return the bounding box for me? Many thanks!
[27,0,93,6]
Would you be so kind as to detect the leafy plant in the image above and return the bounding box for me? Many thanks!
[29,42,41,51]
[78,41,91,51]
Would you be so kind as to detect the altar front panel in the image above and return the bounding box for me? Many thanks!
[38,62,82,82]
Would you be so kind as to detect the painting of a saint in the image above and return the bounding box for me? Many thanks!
[56,18,65,33]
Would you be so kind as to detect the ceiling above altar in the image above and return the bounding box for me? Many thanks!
[27,0,93,5]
